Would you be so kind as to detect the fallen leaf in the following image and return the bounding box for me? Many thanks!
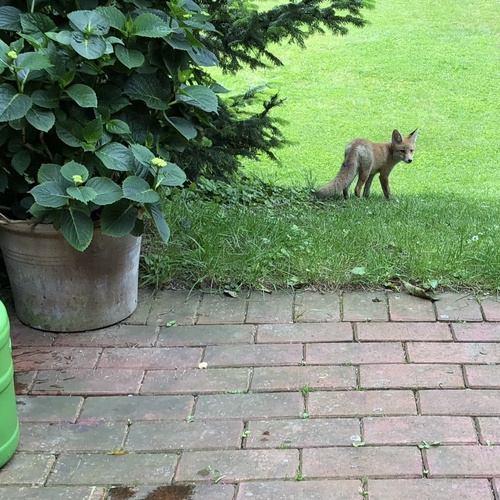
[351,267,366,276]
[403,281,437,301]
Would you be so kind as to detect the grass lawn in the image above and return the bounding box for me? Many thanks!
[142,0,500,292]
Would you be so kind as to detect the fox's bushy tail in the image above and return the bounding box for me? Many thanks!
[315,161,357,199]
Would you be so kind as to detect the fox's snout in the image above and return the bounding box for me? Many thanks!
[405,158,413,164]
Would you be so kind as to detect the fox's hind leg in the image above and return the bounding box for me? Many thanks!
[362,172,377,198]
[354,169,370,198]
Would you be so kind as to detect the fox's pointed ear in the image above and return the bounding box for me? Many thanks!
[392,129,403,144]
[408,128,419,141]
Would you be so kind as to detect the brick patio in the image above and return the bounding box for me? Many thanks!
[2,290,500,499]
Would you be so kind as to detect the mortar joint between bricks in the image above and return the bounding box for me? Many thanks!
[192,291,204,325]
[420,446,430,478]
[352,322,359,342]
[461,365,469,388]
[42,454,59,487]
[413,389,422,415]
[340,290,345,322]
[471,416,483,445]
[403,342,411,364]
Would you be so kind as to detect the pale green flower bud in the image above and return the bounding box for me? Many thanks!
[151,157,167,168]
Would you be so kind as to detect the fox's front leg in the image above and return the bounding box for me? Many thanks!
[379,174,391,200]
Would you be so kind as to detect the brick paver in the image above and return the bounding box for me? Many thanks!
[251,365,356,391]
[256,322,352,343]
[4,289,500,496]
[387,293,436,321]
[426,446,500,477]
[125,420,243,451]
[419,389,500,416]
[359,364,464,389]
[78,395,194,422]
[465,365,500,388]
[306,342,405,364]
[452,322,500,341]
[18,422,126,453]
[294,291,341,322]
[141,368,250,394]
[308,390,417,416]
[434,293,483,321]
[236,480,361,499]
[357,322,451,341]
[367,479,494,500]
[408,342,500,364]
[245,418,360,448]
[342,291,388,321]
[362,416,477,445]
[175,449,298,481]
[477,417,500,444]
[48,453,178,485]
[302,446,422,478]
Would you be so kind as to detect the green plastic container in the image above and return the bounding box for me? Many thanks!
[0,300,19,468]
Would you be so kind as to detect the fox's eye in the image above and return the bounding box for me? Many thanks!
[409,149,414,153]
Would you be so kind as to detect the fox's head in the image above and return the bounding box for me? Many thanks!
[392,129,418,164]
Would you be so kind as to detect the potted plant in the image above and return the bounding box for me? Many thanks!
[0,0,219,331]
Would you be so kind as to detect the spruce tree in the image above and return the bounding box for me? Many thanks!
[178,0,371,179]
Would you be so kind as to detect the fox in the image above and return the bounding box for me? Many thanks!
[315,129,419,200]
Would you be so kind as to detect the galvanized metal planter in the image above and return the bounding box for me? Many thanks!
[0,223,141,332]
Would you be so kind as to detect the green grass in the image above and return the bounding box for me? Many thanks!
[142,0,500,291]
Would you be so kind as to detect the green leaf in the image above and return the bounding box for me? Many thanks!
[96,142,134,171]
[60,209,94,252]
[105,119,131,135]
[20,12,56,35]
[29,181,68,208]
[133,13,173,38]
[65,84,98,108]
[61,161,89,183]
[149,202,170,243]
[123,176,160,204]
[70,32,107,60]
[156,163,186,187]
[38,163,65,183]
[166,116,197,140]
[0,83,32,122]
[31,89,59,109]
[115,45,144,69]
[67,186,96,204]
[83,117,103,143]
[177,86,218,114]
[17,52,52,71]
[86,177,123,205]
[0,6,22,31]
[130,144,155,166]
[95,6,126,30]
[187,47,218,67]
[11,149,30,175]
[67,10,110,36]
[25,106,55,132]
[100,199,138,237]
[124,74,169,110]
[351,267,366,276]
[28,202,56,223]
[56,121,83,147]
